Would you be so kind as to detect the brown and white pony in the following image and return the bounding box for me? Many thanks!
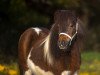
[18,10,84,75]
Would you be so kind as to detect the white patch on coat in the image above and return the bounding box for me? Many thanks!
[61,71,78,75]
[27,48,54,75]
[61,71,71,75]
[25,69,32,75]
[32,27,42,35]
[73,71,78,75]
[44,34,53,65]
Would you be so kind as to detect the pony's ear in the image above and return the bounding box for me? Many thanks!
[77,19,85,39]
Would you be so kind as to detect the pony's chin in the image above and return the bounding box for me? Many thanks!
[59,46,71,52]
[59,46,67,50]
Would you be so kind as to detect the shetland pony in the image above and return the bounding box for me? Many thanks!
[18,10,84,75]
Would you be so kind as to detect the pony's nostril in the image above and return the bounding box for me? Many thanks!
[58,41,66,46]
[66,41,69,46]
[59,40,70,46]
[62,41,66,46]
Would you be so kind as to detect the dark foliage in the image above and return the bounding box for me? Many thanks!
[0,0,100,63]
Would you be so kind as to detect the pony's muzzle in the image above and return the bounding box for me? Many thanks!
[58,34,71,50]
[58,40,71,50]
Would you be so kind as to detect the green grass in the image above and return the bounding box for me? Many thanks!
[81,52,100,62]
[80,51,100,75]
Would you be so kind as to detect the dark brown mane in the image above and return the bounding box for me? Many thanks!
[49,24,60,59]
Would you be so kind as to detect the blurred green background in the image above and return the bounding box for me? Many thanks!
[0,0,100,75]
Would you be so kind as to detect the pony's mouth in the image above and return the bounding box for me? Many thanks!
[58,40,71,50]
[59,45,67,50]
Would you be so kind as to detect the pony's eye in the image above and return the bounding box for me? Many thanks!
[70,24,73,27]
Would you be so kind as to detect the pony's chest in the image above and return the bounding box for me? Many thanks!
[28,53,70,75]
[27,58,70,75]
[51,57,71,73]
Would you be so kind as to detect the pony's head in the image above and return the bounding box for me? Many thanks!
[54,10,78,50]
